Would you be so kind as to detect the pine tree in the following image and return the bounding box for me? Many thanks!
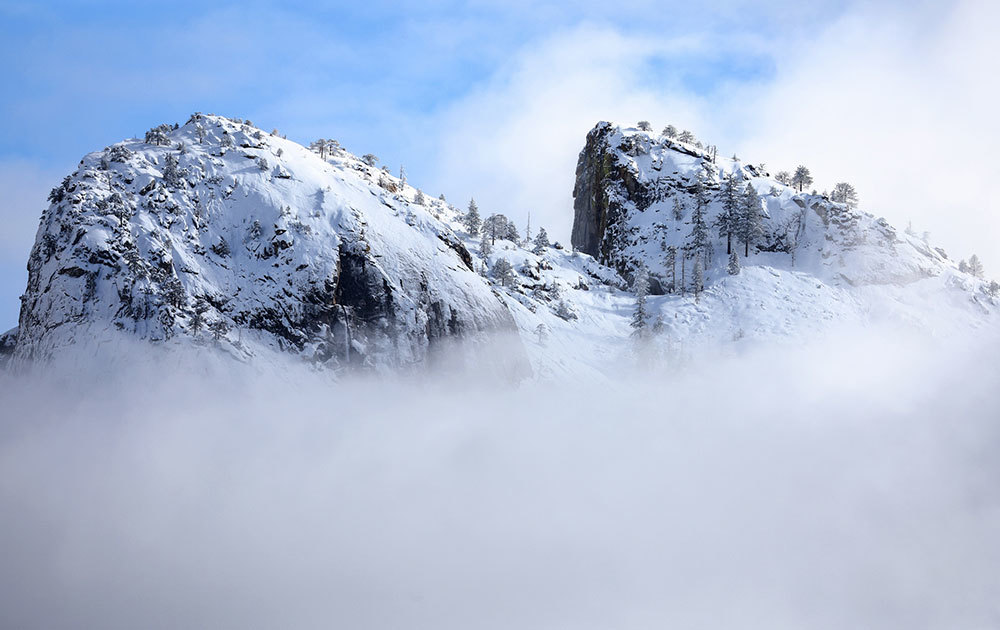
[194,123,206,144]
[483,213,507,244]
[492,257,514,286]
[464,198,481,236]
[533,227,550,254]
[775,171,791,186]
[664,245,678,293]
[630,266,650,333]
[736,182,764,257]
[414,189,425,205]
[715,173,740,255]
[555,299,576,321]
[478,236,492,259]
[685,175,711,268]
[535,323,548,345]
[672,196,686,221]
[692,258,705,300]
[791,165,814,192]
[831,182,859,209]
[968,254,985,278]
[362,153,378,167]
[209,318,230,342]
[727,249,741,275]
[959,259,970,273]
[524,211,531,244]
[662,125,678,139]
[504,220,520,243]
[637,121,652,132]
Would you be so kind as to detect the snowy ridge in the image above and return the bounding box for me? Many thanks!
[6,116,997,379]
[12,114,528,376]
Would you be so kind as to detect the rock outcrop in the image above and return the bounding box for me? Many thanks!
[12,114,530,377]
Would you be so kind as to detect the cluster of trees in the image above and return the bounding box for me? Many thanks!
[308,139,341,160]
[959,254,985,278]
[774,166,860,209]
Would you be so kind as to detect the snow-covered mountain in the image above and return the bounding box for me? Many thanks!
[4,116,996,378]
[8,114,528,376]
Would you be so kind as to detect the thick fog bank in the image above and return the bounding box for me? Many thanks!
[1,329,999,630]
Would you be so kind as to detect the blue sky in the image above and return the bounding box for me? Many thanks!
[1,0,996,329]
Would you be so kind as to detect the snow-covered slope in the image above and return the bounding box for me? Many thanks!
[7,116,997,379]
[12,114,529,376]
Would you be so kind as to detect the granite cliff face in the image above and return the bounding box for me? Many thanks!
[11,114,529,376]
[571,121,968,293]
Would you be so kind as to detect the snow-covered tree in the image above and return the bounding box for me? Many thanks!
[831,182,859,209]
[662,125,678,139]
[664,245,678,293]
[637,120,652,131]
[463,198,481,236]
[190,298,209,333]
[535,323,548,345]
[672,196,686,221]
[309,139,329,160]
[399,165,406,187]
[483,213,508,244]
[678,130,696,144]
[775,171,791,186]
[736,182,764,257]
[905,220,916,236]
[959,259,970,273]
[555,299,576,321]
[144,124,172,146]
[414,189,425,205]
[727,249,741,275]
[692,258,705,299]
[209,318,230,342]
[219,132,234,150]
[361,153,378,167]
[256,156,269,171]
[533,227,550,254]
[630,266,650,333]
[478,236,492,259]
[791,165,814,192]
[194,123,206,144]
[504,219,520,242]
[491,257,515,287]
[685,175,711,267]
[715,173,740,255]
[162,154,187,189]
[968,254,985,278]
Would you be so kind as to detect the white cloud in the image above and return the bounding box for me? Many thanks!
[735,0,1000,269]
[428,1,999,271]
[427,26,712,243]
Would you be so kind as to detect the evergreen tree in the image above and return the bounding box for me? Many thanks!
[194,123,206,144]
[692,258,704,299]
[968,254,985,278]
[727,249,741,275]
[209,318,230,342]
[685,175,711,268]
[483,213,507,244]
[775,171,791,186]
[464,198,481,236]
[715,173,740,255]
[491,257,514,287]
[831,182,859,209]
[637,121,652,131]
[662,125,678,139]
[555,299,576,321]
[664,245,678,293]
[630,266,650,333]
[736,182,764,257]
[672,196,686,221]
[478,236,492,259]
[791,165,814,192]
[504,220,520,242]
[533,227,550,254]
[959,259,970,273]
[678,130,696,144]
[361,153,378,167]
[414,189,426,205]
[399,165,406,187]
[535,323,548,345]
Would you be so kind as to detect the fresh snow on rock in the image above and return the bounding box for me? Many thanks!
[7,116,997,379]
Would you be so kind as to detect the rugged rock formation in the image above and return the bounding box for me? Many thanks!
[12,114,530,377]
[571,121,958,292]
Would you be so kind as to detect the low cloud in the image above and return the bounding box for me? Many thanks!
[1,327,998,629]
